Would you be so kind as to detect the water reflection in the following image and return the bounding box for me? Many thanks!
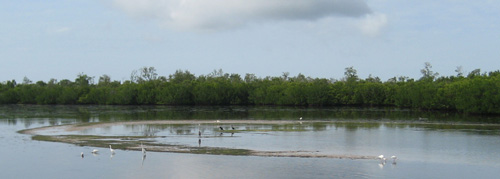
[2,105,500,178]
[142,154,146,167]
[2,105,500,124]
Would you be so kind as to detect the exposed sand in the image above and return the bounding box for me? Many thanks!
[24,120,497,159]
[20,120,382,159]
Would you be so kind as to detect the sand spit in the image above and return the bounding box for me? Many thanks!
[19,120,382,159]
[20,120,499,160]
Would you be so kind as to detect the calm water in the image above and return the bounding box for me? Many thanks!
[1,105,500,179]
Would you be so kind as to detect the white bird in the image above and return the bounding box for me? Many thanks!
[91,149,99,153]
[391,155,397,163]
[378,155,386,163]
[299,117,302,120]
[141,143,146,156]
[109,145,115,154]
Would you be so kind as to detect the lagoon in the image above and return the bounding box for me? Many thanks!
[1,105,500,178]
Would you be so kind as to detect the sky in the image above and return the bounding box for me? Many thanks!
[1,0,499,83]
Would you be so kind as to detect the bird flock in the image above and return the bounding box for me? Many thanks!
[79,119,230,159]
[378,154,398,168]
[80,144,146,160]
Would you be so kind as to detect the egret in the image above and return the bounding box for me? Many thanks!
[391,155,397,163]
[378,155,386,163]
[109,145,115,154]
[91,149,99,154]
[141,143,146,156]
[299,117,302,120]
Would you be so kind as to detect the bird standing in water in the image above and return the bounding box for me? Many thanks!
[141,143,146,156]
[109,145,115,154]
[378,155,386,163]
[81,152,84,158]
[391,155,397,164]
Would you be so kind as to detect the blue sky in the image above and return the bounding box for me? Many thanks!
[1,0,499,83]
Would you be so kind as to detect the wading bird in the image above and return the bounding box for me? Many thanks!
[81,152,84,158]
[391,155,397,164]
[141,143,146,156]
[109,145,115,154]
[219,126,224,130]
[378,155,386,163]
[231,125,235,130]
[91,149,99,154]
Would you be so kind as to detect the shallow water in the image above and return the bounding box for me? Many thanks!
[1,105,500,178]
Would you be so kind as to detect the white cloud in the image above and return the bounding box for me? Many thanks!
[359,13,388,36]
[112,0,372,30]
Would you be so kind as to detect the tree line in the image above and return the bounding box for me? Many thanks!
[1,64,499,114]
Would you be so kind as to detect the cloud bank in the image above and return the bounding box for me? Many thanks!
[112,0,374,30]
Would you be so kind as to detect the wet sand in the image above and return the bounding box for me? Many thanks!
[20,120,382,159]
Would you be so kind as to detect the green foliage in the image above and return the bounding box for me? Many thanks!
[1,67,500,114]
